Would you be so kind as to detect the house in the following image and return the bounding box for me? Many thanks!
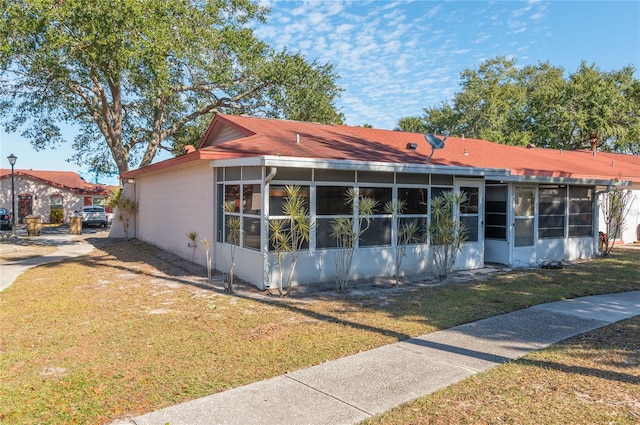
[118,113,640,289]
[0,169,114,225]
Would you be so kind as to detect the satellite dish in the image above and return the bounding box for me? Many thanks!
[424,130,449,162]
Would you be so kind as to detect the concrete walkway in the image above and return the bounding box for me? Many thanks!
[130,290,640,425]
[0,231,95,291]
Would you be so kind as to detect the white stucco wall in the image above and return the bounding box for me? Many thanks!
[130,161,215,265]
[597,184,640,244]
[0,176,85,224]
[264,244,437,288]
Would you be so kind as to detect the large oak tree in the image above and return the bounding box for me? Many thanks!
[0,0,343,175]
[401,57,640,154]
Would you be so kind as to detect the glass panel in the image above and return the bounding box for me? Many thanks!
[515,218,534,246]
[273,167,312,181]
[314,169,355,182]
[316,186,352,215]
[485,225,506,240]
[539,186,566,239]
[242,166,262,180]
[431,174,453,185]
[268,219,309,251]
[242,184,261,214]
[217,168,224,181]
[357,171,394,183]
[398,188,428,214]
[217,184,224,242]
[397,173,428,184]
[224,216,240,245]
[399,217,428,243]
[515,187,534,216]
[269,185,310,216]
[360,218,392,246]
[568,186,593,237]
[226,167,241,181]
[460,187,479,214]
[50,195,63,207]
[359,187,392,213]
[243,217,261,250]
[431,187,450,201]
[93,198,105,206]
[316,218,338,248]
[461,216,478,242]
[224,185,240,212]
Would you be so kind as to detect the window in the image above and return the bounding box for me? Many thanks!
[459,186,479,242]
[398,187,428,242]
[50,194,64,224]
[514,186,535,246]
[268,185,310,251]
[221,181,261,251]
[359,187,392,247]
[485,186,507,240]
[568,186,593,237]
[539,185,566,239]
[316,186,351,248]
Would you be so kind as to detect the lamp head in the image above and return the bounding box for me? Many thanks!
[7,153,17,166]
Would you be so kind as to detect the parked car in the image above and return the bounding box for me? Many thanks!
[0,207,12,230]
[79,206,108,227]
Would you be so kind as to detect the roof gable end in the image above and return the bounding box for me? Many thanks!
[198,114,256,149]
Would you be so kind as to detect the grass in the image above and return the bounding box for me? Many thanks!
[362,316,640,424]
[0,242,57,263]
[1,240,638,424]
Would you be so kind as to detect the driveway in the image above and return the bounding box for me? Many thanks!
[0,224,109,291]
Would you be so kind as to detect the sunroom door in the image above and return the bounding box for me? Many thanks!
[455,181,484,269]
[512,185,536,266]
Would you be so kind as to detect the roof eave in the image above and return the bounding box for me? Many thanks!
[210,155,510,177]
[488,173,631,186]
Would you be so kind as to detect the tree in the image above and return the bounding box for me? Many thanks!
[394,116,427,133]
[412,57,640,153]
[599,188,635,256]
[269,185,311,296]
[0,0,343,176]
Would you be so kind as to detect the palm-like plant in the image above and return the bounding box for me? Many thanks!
[429,191,468,280]
[385,200,419,286]
[269,185,311,296]
[331,188,378,292]
[223,201,241,293]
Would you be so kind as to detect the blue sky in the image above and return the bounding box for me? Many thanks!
[1,0,638,183]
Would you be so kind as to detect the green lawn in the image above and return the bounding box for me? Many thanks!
[1,240,638,424]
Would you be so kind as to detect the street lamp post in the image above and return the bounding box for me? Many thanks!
[7,154,17,236]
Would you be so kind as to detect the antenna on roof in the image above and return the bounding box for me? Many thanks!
[424,130,449,162]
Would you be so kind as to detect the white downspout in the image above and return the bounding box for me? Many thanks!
[263,167,277,289]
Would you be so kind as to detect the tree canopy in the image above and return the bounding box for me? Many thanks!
[0,0,344,175]
[399,57,640,154]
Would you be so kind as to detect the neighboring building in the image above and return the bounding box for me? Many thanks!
[119,113,640,289]
[0,169,114,225]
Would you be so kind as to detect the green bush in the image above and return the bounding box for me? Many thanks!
[50,208,64,224]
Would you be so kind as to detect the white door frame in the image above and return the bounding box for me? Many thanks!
[455,179,484,269]
[512,184,537,267]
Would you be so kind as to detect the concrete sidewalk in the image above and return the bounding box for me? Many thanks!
[130,290,640,425]
[0,233,95,291]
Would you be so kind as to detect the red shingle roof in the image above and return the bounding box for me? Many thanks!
[0,169,114,195]
[122,113,640,184]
